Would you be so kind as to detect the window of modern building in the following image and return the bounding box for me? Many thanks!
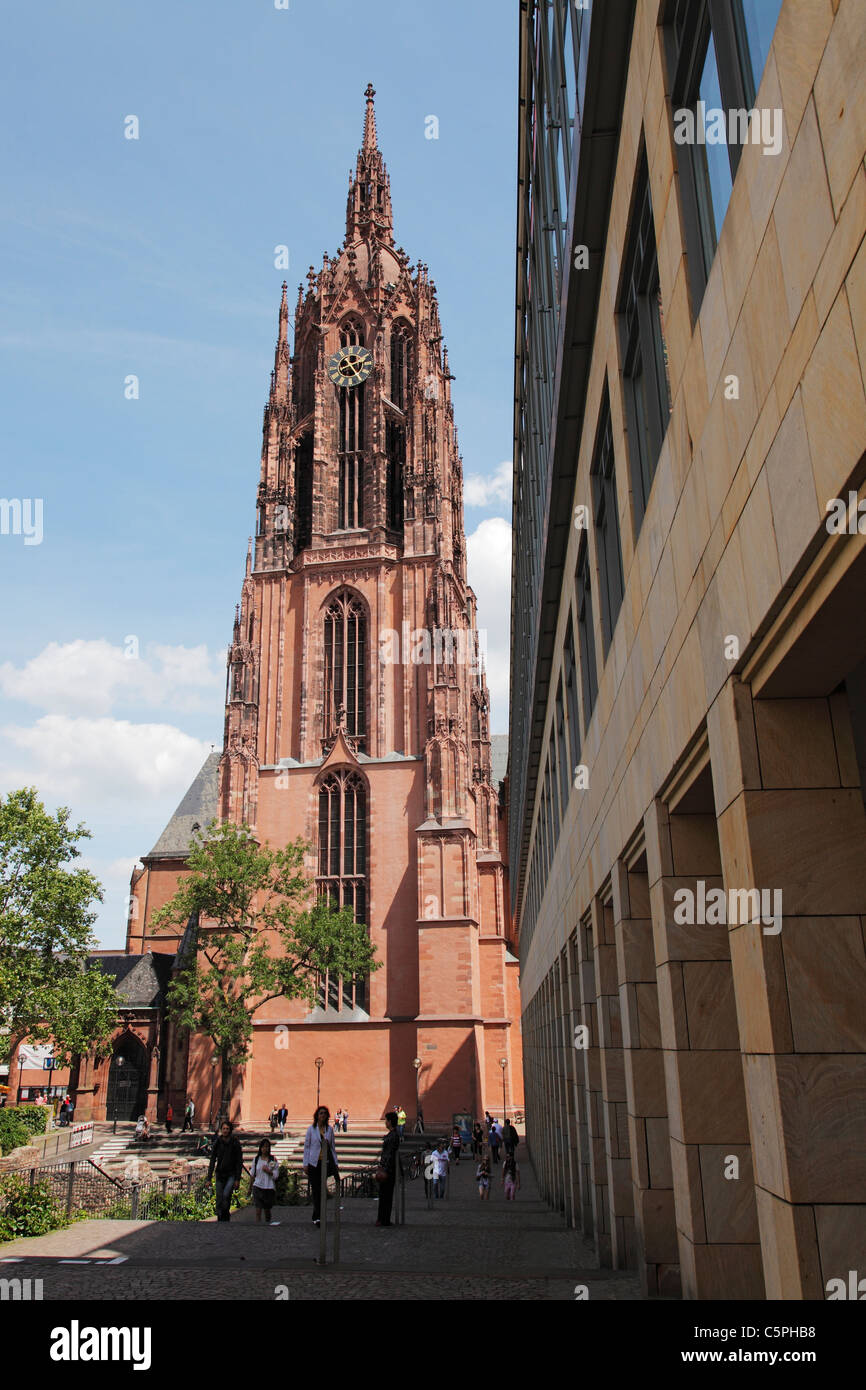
[323,589,367,749]
[618,150,671,532]
[564,616,581,775]
[591,385,625,652]
[548,734,561,839]
[575,535,599,731]
[665,0,783,307]
[317,769,368,1010]
[556,676,570,812]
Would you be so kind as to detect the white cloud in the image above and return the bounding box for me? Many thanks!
[463,460,512,509]
[467,516,512,730]
[0,639,223,716]
[0,715,211,805]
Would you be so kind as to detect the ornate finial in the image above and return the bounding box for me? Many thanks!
[363,82,377,153]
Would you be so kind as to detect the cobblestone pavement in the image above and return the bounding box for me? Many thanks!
[0,1151,642,1301]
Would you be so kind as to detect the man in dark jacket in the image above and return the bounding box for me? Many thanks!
[503,1119,519,1157]
[208,1120,244,1222]
[376,1112,400,1228]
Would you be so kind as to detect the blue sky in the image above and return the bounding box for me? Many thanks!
[0,0,517,947]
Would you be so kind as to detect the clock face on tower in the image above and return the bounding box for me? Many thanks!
[327,345,373,387]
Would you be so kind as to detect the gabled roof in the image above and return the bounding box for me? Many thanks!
[146,751,220,858]
[91,952,174,1008]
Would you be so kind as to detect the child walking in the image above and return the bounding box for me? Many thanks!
[502,1153,521,1201]
[251,1138,280,1226]
[476,1154,491,1200]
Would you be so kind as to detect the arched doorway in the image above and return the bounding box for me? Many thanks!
[106,1035,147,1120]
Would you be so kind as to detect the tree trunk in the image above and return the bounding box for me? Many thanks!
[219,1056,232,1125]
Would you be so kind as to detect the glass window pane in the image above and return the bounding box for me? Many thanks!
[739,0,783,95]
[698,32,733,241]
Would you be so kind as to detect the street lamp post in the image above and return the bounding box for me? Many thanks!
[315,1056,324,1110]
[499,1057,508,1124]
[16,1050,25,1105]
[413,1057,422,1132]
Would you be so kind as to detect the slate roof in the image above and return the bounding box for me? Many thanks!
[147,751,220,858]
[90,951,175,1009]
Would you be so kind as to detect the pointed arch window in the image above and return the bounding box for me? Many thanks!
[390,323,414,411]
[338,321,365,529]
[323,589,367,749]
[316,770,368,1011]
[385,418,405,533]
[295,337,316,420]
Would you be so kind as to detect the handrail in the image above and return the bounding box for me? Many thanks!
[85,1158,125,1190]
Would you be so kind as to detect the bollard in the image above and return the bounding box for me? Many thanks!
[65,1165,75,1216]
[333,1174,341,1265]
[130,1183,140,1220]
[317,1144,328,1266]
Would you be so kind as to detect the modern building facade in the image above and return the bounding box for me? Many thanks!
[511,0,866,1298]
[103,86,522,1130]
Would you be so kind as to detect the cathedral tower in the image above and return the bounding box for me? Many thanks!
[132,87,522,1126]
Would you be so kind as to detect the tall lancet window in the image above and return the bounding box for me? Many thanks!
[390,322,413,411]
[323,589,367,749]
[338,321,365,529]
[385,418,405,533]
[316,770,368,1011]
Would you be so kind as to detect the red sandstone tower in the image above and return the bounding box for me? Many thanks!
[129,86,522,1127]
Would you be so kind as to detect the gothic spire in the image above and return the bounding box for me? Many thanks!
[270,280,290,405]
[362,81,378,154]
[346,82,394,247]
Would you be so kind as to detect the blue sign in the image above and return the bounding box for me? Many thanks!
[42,1058,56,1071]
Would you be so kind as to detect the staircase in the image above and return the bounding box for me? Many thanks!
[89,1122,430,1180]
[237,1127,427,1174]
[89,1123,211,1180]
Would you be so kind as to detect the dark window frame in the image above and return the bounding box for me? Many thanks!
[618,148,671,535]
[664,0,783,310]
[563,616,581,776]
[591,382,625,653]
[575,534,599,732]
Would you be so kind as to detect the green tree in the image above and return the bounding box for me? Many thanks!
[0,788,117,1066]
[149,820,379,1120]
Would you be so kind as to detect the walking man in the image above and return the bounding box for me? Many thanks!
[503,1117,519,1157]
[208,1119,244,1222]
[376,1111,400,1227]
[396,1104,407,1138]
[182,1097,195,1132]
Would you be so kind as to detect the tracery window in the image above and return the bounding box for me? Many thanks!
[338,321,365,529]
[316,770,368,1011]
[323,589,367,749]
[390,323,414,411]
[385,418,405,533]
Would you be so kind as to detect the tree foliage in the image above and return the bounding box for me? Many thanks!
[149,820,380,1116]
[0,788,117,1064]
